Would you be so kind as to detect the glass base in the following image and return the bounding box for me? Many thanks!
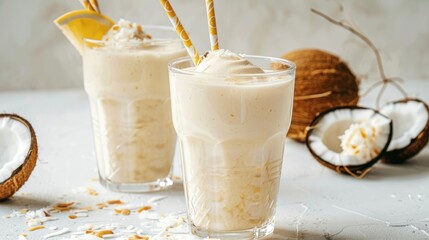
[99,176,173,193]
[190,219,274,240]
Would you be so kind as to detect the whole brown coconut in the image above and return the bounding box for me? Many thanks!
[280,49,359,142]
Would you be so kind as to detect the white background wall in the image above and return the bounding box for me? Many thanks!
[0,0,428,90]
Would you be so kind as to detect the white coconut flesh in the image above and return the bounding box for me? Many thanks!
[308,108,391,166]
[0,117,31,183]
[380,101,428,151]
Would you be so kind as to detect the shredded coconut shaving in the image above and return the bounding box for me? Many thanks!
[102,19,151,47]
[339,121,380,161]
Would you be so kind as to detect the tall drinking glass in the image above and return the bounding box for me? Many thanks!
[169,56,295,239]
[82,26,186,192]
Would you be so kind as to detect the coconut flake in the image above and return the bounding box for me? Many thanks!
[25,211,37,219]
[102,233,121,238]
[75,212,89,217]
[7,209,27,218]
[121,225,137,233]
[72,209,89,213]
[18,235,28,240]
[139,211,162,220]
[77,224,94,231]
[115,204,141,210]
[147,196,167,204]
[126,225,135,230]
[92,224,104,230]
[79,235,103,240]
[27,219,42,227]
[159,216,183,228]
[35,209,48,218]
[43,227,70,239]
[40,216,58,223]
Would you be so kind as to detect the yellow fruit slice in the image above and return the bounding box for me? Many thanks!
[54,9,114,55]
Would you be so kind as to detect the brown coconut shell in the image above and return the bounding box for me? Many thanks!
[279,49,359,142]
[306,106,393,178]
[381,98,429,164]
[0,114,38,200]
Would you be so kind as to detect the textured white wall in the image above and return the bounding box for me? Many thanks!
[0,0,428,90]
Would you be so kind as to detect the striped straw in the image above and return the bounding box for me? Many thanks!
[80,0,100,13]
[159,0,201,65]
[205,0,219,51]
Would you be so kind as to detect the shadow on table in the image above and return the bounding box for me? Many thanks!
[263,227,328,240]
[0,194,52,209]
[120,179,185,196]
[365,152,429,180]
[170,180,184,191]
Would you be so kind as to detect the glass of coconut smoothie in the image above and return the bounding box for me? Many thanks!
[83,20,186,192]
[169,50,295,239]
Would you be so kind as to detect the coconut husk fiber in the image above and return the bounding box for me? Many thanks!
[280,49,359,142]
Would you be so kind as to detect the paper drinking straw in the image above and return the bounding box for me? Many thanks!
[159,0,201,65]
[80,0,100,13]
[79,0,93,11]
[205,0,219,51]
[89,0,100,13]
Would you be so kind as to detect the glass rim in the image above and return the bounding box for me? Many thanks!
[84,25,184,46]
[168,55,296,79]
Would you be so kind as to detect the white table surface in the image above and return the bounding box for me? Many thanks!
[1,82,429,240]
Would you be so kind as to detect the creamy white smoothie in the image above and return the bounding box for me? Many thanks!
[83,20,186,191]
[169,50,295,235]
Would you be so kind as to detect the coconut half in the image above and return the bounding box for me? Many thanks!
[306,106,392,177]
[0,114,38,200]
[379,98,429,164]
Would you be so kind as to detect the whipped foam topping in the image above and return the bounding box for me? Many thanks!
[339,121,380,162]
[195,49,264,75]
[102,19,151,47]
